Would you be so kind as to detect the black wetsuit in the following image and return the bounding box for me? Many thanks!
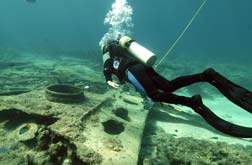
[102,41,205,108]
[102,40,252,138]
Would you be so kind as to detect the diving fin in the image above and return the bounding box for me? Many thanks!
[204,68,252,113]
[191,95,252,138]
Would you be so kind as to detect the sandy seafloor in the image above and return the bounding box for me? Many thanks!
[0,48,252,164]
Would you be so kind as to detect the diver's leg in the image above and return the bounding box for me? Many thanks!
[146,67,205,92]
[203,68,252,113]
[188,94,252,138]
[149,90,201,108]
[145,67,171,90]
[167,73,205,92]
[127,64,199,107]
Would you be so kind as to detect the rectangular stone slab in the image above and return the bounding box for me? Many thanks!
[80,91,149,164]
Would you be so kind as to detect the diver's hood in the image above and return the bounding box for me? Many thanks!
[102,39,118,54]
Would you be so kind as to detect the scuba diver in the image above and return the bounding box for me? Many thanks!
[101,36,252,138]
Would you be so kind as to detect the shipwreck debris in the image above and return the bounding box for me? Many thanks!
[45,84,85,103]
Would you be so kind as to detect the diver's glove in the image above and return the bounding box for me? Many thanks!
[107,81,119,89]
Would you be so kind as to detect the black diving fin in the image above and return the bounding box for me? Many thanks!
[191,95,252,138]
[204,68,252,113]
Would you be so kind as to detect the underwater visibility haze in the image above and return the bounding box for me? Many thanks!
[0,0,252,164]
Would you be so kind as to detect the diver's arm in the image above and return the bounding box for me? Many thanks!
[102,45,113,81]
[103,51,119,88]
[103,57,113,82]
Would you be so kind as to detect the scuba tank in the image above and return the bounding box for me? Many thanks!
[119,36,157,66]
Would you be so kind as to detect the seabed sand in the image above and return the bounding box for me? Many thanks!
[0,50,252,164]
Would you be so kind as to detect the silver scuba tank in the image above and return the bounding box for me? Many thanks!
[119,36,156,66]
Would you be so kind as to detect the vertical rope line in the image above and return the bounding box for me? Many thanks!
[155,0,208,69]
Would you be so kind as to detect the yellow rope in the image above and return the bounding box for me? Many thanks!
[155,0,208,69]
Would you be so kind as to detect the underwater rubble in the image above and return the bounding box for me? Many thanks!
[0,53,252,164]
[0,87,148,164]
[139,125,252,165]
